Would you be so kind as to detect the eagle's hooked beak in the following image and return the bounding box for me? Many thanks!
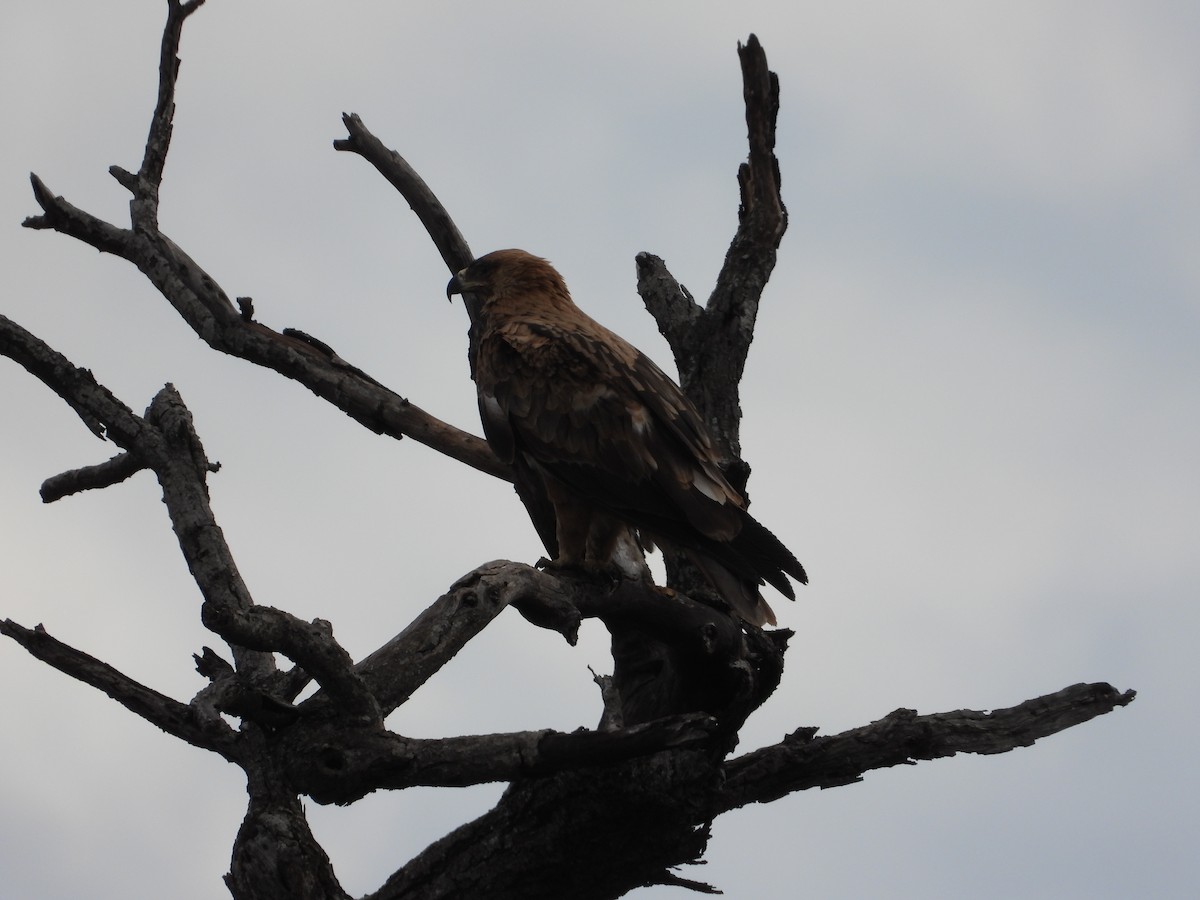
[446,270,470,302]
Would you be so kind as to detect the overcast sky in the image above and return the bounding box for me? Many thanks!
[2,2,1197,898]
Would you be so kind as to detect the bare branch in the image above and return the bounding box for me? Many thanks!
[22,188,506,479]
[22,173,137,255]
[132,0,208,228]
[204,605,380,723]
[1,317,275,678]
[40,450,149,502]
[350,561,576,717]
[635,252,702,353]
[118,180,503,476]
[635,34,787,462]
[133,386,278,681]
[289,714,719,805]
[727,33,787,254]
[0,619,239,758]
[191,647,309,731]
[716,682,1137,813]
[1,312,137,440]
[348,558,772,724]
[20,66,504,485]
[125,388,365,707]
[335,113,488,367]
[335,112,475,283]
[4,319,375,713]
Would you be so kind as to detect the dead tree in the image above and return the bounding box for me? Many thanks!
[0,3,1134,898]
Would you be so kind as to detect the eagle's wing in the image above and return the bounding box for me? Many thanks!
[480,319,726,505]
[456,248,805,624]
[478,314,801,602]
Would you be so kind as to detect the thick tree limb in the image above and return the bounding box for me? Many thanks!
[339,557,784,732]
[323,558,765,724]
[367,750,720,900]
[285,713,719,805]
[287,561,580,717]
[716,682,1137,812]
[0,619,239,758]
[226,791,349,900]
[729,34,788,251]
[348,561,577,717]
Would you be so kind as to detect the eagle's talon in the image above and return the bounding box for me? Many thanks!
[538,557,587,578]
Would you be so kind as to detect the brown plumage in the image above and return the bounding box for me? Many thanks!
[446,249,806,625]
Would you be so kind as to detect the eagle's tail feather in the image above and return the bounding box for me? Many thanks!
[685,551,778,627]
[732,514,808,599]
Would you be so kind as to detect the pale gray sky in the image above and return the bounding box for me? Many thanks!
[2,2,1197,898]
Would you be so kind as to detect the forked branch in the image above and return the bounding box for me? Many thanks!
[19,9,502,484]
[635,33,787,462]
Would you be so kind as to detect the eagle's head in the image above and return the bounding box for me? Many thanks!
[446,249,569,307]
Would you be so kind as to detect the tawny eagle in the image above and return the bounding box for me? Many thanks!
[447,249,805,625]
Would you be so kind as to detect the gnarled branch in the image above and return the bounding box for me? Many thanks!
[717,681,1137,812]
[22,172,505,479]
[636,33,786,463]
[286,713,719,805]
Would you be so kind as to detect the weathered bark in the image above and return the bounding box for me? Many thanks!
[367,752,720,900]
[636,35,787,465]
[226,783,349,900]
[0,4,1135,900]
[716,682,1137,811]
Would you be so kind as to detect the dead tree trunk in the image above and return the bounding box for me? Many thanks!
[1,3,1134,898]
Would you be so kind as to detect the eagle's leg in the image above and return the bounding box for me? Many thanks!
[540,478,648,583]
[542,479,592,568]
[586,514,651,582]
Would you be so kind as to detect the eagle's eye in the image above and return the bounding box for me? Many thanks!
[470,258,498,281]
